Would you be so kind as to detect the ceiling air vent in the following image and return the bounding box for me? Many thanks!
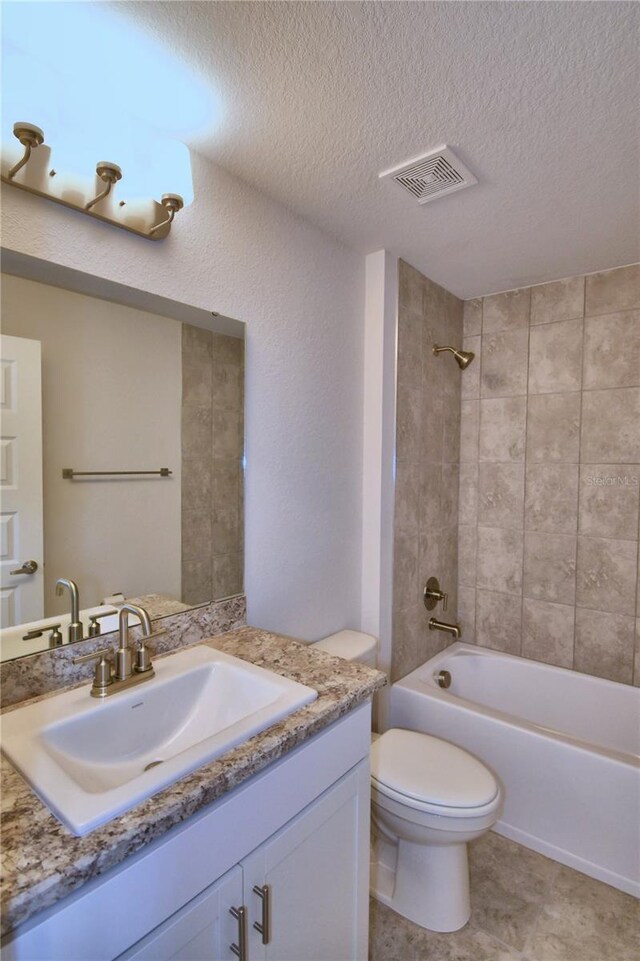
[379,145,477,205]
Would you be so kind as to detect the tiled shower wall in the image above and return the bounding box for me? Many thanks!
[392,261,464,681]
[458,264,640,685]
[182,324,244,605]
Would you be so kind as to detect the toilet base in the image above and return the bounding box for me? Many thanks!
[371,835,471,933]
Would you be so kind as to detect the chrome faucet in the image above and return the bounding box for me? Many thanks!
[55,578,83,643]
[72,603,163,698]
[116,603,153,679]
[428,617,461,639]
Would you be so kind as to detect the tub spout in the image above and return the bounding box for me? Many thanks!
[428,617,461,639]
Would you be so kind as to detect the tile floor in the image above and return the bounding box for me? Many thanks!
[369,831,640,961]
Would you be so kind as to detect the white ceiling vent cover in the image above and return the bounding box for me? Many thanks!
[379,145,477,205]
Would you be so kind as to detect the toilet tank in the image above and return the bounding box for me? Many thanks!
[313,630,378,668]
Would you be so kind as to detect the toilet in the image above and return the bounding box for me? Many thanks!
[313,630,503,933]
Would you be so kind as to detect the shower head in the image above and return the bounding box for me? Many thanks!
[432,344,475,370]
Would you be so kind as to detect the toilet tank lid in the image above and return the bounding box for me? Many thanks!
[314,630,377,661]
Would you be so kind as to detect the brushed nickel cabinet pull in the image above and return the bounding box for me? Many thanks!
[252,883,271,945]
[229,905,247,961]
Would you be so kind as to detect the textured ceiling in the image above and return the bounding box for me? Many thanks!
[116,1,639,298]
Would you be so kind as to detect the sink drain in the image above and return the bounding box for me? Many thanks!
[144,759,164,772]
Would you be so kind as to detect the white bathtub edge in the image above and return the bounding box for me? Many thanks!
[493,821,640,899]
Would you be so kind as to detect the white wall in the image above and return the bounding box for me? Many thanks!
[1,275,182,615]
[1,151,364,639]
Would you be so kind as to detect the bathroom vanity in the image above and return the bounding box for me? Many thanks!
[1,629,385,961]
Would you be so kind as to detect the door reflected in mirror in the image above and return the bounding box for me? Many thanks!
[0,269,245,662]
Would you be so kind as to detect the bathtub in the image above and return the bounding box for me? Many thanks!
[389,642,640,897]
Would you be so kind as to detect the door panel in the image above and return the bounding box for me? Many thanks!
[117,866,243,961]
[243,765,369,961]
[0,334,43,626]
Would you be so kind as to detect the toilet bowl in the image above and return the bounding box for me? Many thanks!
[371,728,502,932]
[313,631,502,933]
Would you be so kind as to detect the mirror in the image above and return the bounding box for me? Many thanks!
[0,251,245,662]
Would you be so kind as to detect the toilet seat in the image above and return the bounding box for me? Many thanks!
[371,729,499,818]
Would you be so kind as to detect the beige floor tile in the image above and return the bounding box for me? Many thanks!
[369,898,520,961]
[468,832,558,951]
[369,832,638,961]
[526,865,640,961]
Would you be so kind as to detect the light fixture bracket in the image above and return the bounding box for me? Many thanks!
[1,123,184,240]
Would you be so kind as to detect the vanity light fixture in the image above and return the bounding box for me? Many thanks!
[1,122,187,241]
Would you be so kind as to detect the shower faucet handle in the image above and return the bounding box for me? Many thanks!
[424,577,448,612]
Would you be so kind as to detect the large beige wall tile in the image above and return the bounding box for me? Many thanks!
[530,276,585,325]
[463,298,482,336]
[583,310,640,390]
[585,264,640,316]
[457,586,476,642]
[579,464,640,538]
[441,464,460,527]
[523,531,577,603]
[580,388,640,463]
[479,397,527,462]
[526,393,581,462]
[394,460,420,531]
[182,510,213,562]
[419,461,443,531]
[212,553,242,598]
[182,457,212,512]
[478,463,525,529]
[522,598,574,668]
[398,260,424,314]
[212,505,240,554]
[475,590,522,654]
[483,288,531,333]
[528,318,583,394]
[183,364,213,408]
[393,529,420,611]
[211,332,243,365]
[481,329,529,398]
[576,536,637,615]
[477,527,523,594]
[574,608,635,683]
[460,400,480,462]
[212,363,243,411]
[182,406,213,459]
[525,463,579,534]
[212,410,243,459]
[634,619,640,686]
[459,462,479,526]
[421,391,444,462]
[396,384,422,461]
[391,604,419,681]
[212,458,241,506]
[183,323,213,369]
[182,558,213,606]
[458,525,478,586]
[397,309,423,389]
[461,335,481,398]
[442,393,462,463]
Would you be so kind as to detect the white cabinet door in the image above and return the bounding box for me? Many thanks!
[0,334,44,626]
[117,866,243,961]
[242,762,370,961]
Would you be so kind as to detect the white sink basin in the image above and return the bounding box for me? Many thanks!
[1,645,317,835]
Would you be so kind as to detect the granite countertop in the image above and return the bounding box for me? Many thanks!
[0,627,386,938]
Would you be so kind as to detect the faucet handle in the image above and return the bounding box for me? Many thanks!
[423,577,448,612]
[72,647,113,691]
[133,629,165,674]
